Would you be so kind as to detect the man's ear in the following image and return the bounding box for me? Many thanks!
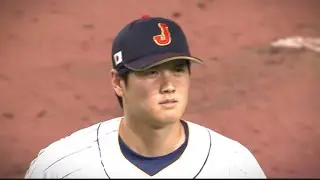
[111,69,124,97]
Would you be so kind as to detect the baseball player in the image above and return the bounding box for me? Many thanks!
[24,15,266,179]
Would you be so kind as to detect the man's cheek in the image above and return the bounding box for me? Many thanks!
[133,88,149,103]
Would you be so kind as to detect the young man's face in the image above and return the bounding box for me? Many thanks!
[122,59,190,127]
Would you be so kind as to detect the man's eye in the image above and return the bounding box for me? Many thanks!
[175,65,187,73]
[145,70,158,76]
[175,67,185,72]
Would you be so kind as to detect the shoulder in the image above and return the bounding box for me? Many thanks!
[185,120,242,155]
[185,120,238,146]
[24,117,122,179]
[185,120,266,178]
[185,120,253,152]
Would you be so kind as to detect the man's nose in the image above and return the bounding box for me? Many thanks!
[160,71,176,94]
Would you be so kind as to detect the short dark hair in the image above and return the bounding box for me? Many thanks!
[115,61,191,109]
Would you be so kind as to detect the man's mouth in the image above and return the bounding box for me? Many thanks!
[159,99,178,104]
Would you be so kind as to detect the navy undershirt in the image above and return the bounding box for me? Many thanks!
[118,121,189,176]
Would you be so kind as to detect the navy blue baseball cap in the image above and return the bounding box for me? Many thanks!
[111,15,203,73]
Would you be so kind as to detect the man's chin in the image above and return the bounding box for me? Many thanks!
[150,115,181,127]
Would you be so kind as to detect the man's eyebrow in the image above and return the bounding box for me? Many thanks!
[175,61,188,67]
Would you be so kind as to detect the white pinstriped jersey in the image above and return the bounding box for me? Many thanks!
[24,117,266,179]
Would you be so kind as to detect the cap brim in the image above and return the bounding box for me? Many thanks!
[123,52,204,71]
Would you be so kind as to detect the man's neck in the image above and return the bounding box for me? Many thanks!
[119,116,185,157]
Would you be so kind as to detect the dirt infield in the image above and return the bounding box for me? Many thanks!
[0,0,319,178]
